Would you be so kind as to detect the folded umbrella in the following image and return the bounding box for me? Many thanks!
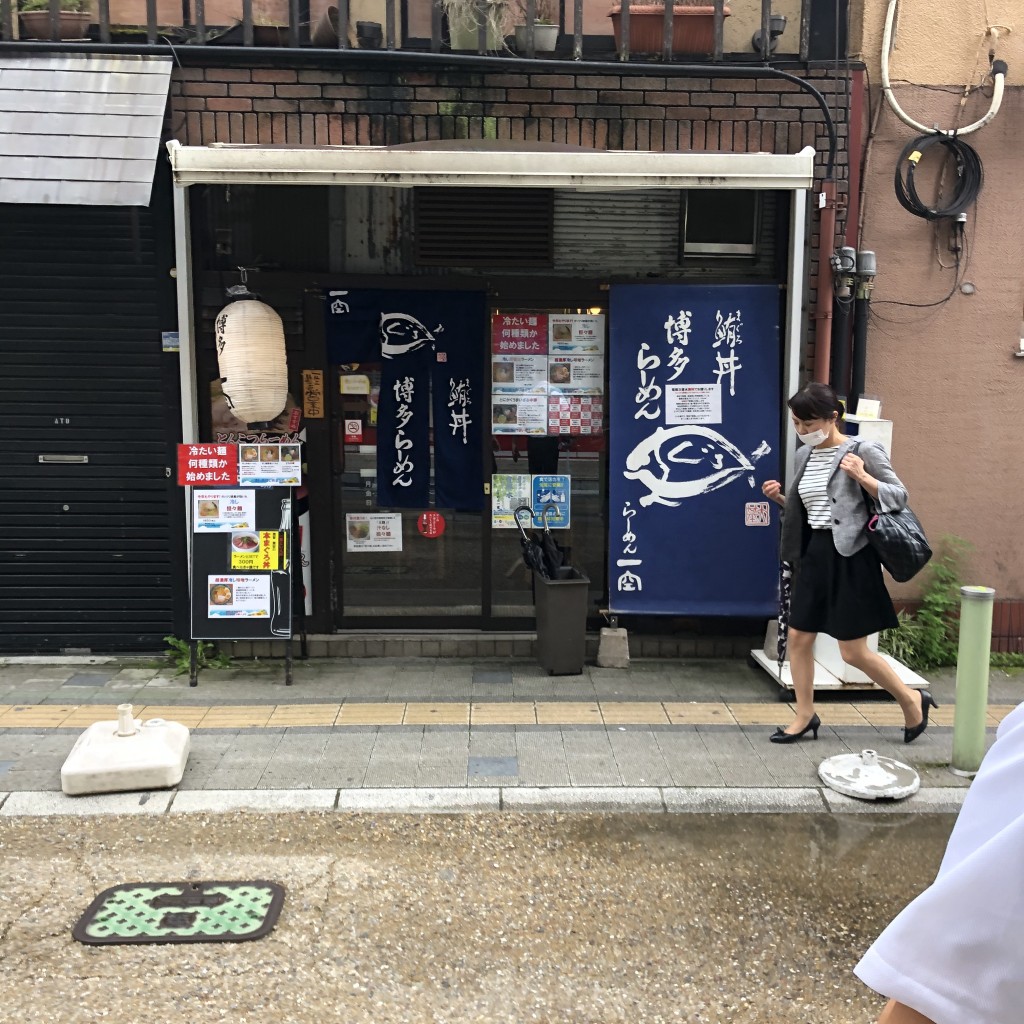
[540,503,569,578]
[515,505,549,579]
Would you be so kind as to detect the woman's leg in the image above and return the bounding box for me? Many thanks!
[838,637,923,727]
[785,627,817,731]
[877,999,935,1024]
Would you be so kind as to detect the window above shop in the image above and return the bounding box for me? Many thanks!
[681,190,761,258]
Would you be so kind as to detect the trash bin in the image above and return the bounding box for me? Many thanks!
[534,566,590,675]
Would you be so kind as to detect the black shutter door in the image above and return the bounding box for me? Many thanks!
[0,203,178,652]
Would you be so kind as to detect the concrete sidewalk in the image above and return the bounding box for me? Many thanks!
[0,655,1019,816]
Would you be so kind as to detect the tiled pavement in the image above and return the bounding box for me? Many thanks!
[0,656,1019,804]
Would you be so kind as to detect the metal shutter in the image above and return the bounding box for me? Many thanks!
[0,203,177,652]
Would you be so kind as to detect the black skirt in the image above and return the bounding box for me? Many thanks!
[789,529,899,641]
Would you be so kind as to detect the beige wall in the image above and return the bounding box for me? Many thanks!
[854,0,1022,87]
[857,86,1024,598]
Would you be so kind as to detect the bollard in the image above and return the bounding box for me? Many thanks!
[950,586,995,777]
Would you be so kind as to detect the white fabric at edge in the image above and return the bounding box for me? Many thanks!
[854,702,1024,1024]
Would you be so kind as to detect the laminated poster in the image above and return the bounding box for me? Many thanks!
[238,443,303,486]
[194,490,256,532]
[229,530,281,571]
[207,575,271,618]
[491,474,533,528]
[346,513,403,552]
[491,394,548,435]
[665,383,722,425]
[549,314,604,354]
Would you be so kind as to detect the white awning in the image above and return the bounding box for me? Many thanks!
[165,140,817,191]
[0,54,173,206]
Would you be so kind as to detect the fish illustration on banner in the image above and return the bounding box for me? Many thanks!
[608,284,781,617]
[624,426,771,507]
[324,289,486,510]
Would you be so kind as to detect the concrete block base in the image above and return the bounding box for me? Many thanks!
[61,716,190,796]
[596,627,630,669]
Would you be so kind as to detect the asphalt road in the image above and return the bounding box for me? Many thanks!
[0,812,954,1024]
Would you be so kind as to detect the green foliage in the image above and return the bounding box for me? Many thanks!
[19,0,91,13]
[990,652,1024,671]
[879,536,971,670]
[163,635,232,675]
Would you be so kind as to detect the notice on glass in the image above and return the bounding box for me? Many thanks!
[491,474,533,529]
[548,354,604,395]
[346,513,403,552]
[547,394,603,436]
[194,490,256,532]
[549,314,604,354]
[491,394,548,435]
[491,314,548,356]
[532,474,570,529]
[207,574,271,618]
[665,383,722,425]
[492,355,548,393]
[238,443,302,486]
[230,530,281,571]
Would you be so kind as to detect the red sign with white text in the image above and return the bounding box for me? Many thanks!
[417,511,446,539]
[177,444,239,487]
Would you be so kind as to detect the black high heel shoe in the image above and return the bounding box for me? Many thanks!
[770,713,821,744]
[904,690,938,744]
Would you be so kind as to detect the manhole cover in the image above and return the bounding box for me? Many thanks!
[73,880,285,946]
[818,749,920,801]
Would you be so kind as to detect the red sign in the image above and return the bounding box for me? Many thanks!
[417,511,446,539]
[491,313,548,355]
[177,444,239,487]
[344,418,363,444]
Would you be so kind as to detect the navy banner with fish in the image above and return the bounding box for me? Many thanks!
[325,289,486,510]
[608,284,781,615]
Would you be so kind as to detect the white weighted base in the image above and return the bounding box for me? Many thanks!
[750,647,931,693]
[61,712,190,796]
[819,749,920,801]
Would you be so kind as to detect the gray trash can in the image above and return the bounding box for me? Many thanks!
[534,567,590,675]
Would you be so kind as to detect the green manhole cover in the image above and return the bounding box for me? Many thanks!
[73,880,285,946]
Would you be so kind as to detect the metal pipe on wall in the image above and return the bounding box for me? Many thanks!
[849,250,876,414]
[811,180,838,384]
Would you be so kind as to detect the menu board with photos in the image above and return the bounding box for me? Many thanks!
[491,313,605,436]
[191,486,293,641]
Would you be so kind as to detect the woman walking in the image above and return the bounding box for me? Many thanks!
[760,382,935,744]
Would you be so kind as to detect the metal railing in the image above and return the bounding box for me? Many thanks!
[1,0,806,62]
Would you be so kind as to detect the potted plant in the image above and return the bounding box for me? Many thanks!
[18,0,92,40]
[608,0,731,56]
[513,0,558,53]
[442,0,507,51]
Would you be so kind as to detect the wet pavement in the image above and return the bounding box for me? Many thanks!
[0,810,955,1023]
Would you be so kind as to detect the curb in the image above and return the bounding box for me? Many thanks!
[0,786,969,818]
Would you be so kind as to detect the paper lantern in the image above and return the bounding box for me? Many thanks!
[215,297,288,427]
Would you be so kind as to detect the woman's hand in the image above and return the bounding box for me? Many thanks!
[762,480,785,507]
[839,452,869,483]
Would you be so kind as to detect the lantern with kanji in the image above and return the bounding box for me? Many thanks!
[214,282,288,428]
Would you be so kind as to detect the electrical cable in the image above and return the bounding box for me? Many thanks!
[893,134,983,220]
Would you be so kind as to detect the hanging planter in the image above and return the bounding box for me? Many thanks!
[214,282,289,429]
[608,3,730,56]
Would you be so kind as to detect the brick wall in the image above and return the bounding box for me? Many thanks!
[167,58,853,368]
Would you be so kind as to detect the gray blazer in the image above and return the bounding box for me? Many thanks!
[778,438,909,562]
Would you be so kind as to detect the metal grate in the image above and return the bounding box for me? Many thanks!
[414,188,554,269]
[73,881,285,946]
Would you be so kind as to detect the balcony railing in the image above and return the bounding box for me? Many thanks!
[1,0,816,63]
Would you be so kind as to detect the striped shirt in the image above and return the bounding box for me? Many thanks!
[798,446,840,529]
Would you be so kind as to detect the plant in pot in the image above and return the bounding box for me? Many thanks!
[608,0,731,57]
[18,0,92,41]
[513,0,559,54]
[442,0,508,51]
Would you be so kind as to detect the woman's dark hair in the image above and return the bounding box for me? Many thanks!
[788,381,844,422]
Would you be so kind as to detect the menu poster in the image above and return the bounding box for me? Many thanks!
[491,394,548,436]
[492,355,548,393]
[238,443,303,486]
[346,513,403,552]
[549,314,604,354]
[548,354,604,394]
[194,490,256,531]
[207,575,271,618]
[491,474,533,528]
[229,530,281,571]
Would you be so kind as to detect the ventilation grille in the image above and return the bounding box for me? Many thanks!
[414,188,554,268]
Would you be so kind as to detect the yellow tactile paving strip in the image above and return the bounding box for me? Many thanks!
[0,702,1016,730]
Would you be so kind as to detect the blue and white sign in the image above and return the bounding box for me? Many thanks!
[532,474,570,529]
[608,285,781,615]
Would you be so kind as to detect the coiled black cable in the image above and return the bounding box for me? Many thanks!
[894,133,984,220]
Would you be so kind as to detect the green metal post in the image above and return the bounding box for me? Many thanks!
[950,586,995,777]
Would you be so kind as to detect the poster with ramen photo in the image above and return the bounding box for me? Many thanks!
[207,575,271,617]
[194,490,255,531]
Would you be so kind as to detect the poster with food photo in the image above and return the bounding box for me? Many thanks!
[193,490,256,531]
[491,395,548,435]
[548,314,605,354]
[207,575,271,617]
[229,530,281,570]
[345,513,403,552]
